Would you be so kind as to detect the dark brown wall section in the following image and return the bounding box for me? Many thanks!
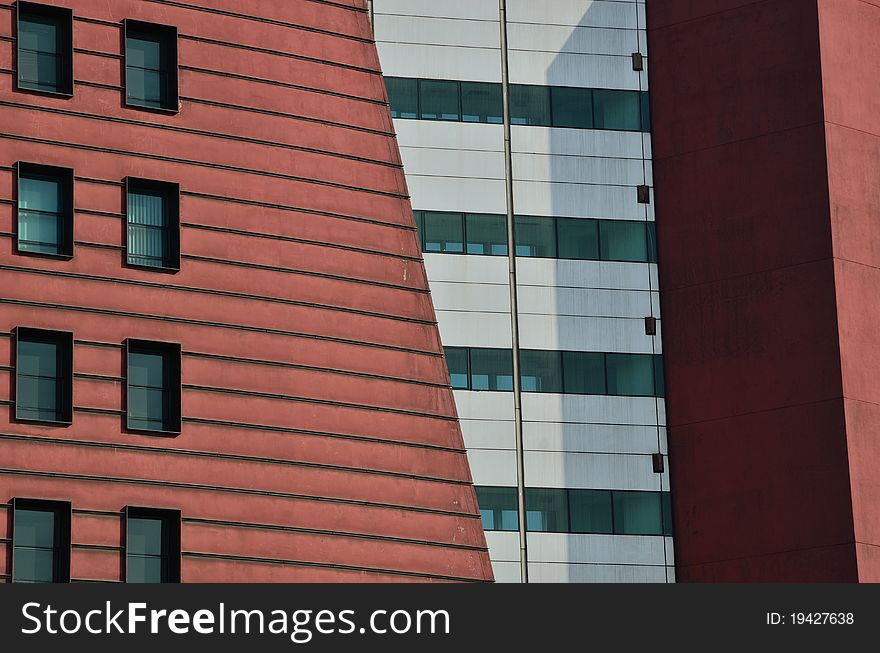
[649,0,880,581]
[0,0,493,582]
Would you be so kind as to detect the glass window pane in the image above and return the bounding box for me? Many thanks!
[593,89,642,131]
[515,216,556,257]
[129,351,164,388]
[640,92,651,132]
[15,509,56,548]
[17,376,58,419]
[510,85,551,126]
[466,213,508,256]
[520,350,563,393]
[386,77,418,119]
[562,351,606,395]
[461,82,502,124]
[613,491,663,535]
[12,548,56,583]
[569,490,614,534]
[662,491,674,536]
[18,339,58,377]
[525,488,568,532]
[647,222,658,263]
[127,36,162,70]
[128,517,165,555]
[19,15,61,92]
[444,347,469,390]
[19,210,62,253]
[599,221,649,262]
[475,487,518,532]
[654,356,666,398]
[557,218,599,260]
[550,86,593,129]
[128,387,166,425]
[127,555,165,583]
[606,354,655,396]
[423,212,464,253]
[20,174,61,213]
[470,349,513,392]
[126,67,163,106]
[418,79,460,121]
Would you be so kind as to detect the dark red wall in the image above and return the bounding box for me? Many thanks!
[0,0,492,582]
[648,0,864,580]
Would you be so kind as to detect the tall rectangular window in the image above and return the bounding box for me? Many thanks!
[125,20,178,111]
[12,499,71,583]
[126,178,180,270]
[386,77,418,119]
[17,163,74,257]
[127,340,182,434]
[444,347,470,390]
[15,328,73,425]
[126,507,181,583]
[475,487,519,532]
[465,213,508,256]
[418,79,460,121]
[17,2,73,95]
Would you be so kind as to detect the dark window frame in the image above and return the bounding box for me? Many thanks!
[125,339,182,435]
[125,177,181,272]
[124,506,181,583]
[123,19,179,113]
[11,498,71,583]
[15,162,75,259]
[14,327,74,426]
[15,1,74,97]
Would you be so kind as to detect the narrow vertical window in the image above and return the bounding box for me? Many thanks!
[126,178,180,270]
[125,508,181,583]
[16,2,73,95]
[125,20,178,111]
[15,328,73,425]
[16,163,74,257]
[12,499,71,583]
[126,340,182,434]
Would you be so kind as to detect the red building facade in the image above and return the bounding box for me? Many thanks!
[0,0,492,582]
[649,0,880,581]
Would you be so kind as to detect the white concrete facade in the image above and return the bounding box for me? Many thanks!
[373,0,672,583]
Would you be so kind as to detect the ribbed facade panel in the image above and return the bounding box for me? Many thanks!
[0,0,492,583]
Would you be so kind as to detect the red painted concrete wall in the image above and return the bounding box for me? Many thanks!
[0,0,492,582]
[648,0,863,580]
[818,0,880,582]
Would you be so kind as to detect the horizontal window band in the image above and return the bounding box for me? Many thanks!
[0,433,472,487]
[0,262,437,326]
[0,99,402,169]
[0,133,409,200]
[0,467,483,520]
[0,298,445,357]
[179,550,485,583]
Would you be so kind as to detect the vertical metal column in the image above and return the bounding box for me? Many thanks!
[498,0,528,584]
